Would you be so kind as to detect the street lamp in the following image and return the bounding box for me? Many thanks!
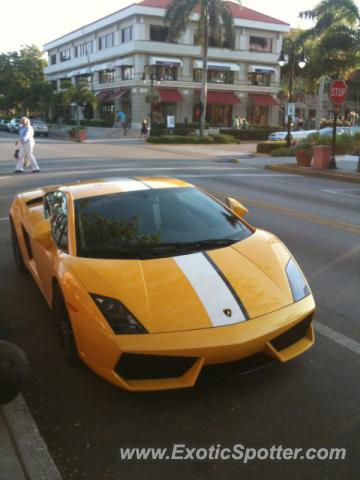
[278,41,307,147]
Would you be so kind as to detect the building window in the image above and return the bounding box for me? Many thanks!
[75,74,93,85]
[99,69,115,83]
[121,26,133,43]
[100,103,115,121]
[247,105,269,125]
[193,69,234,84]
[75,41,93,58]
[50,80,58,91]
[98,33,115,50]
[121,66,133,80]
[60,49,71,62]
[50,54,57,65]
[248,72,271,86]
[249,36,273,53]
[154,66,177,81]
[150,25,170,42]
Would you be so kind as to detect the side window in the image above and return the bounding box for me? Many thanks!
[44,192,69,252]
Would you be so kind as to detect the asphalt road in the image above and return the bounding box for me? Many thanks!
[0,132,359,480]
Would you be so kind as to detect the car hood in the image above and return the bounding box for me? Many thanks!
[65,230,294,333]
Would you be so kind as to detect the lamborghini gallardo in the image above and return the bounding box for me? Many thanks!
[9,177,315,391]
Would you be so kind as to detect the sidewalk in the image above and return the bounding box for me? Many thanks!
[0,395,62,480]
[261,155,360,184]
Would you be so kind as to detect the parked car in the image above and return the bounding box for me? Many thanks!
[0,118,9,131]
[32,120,49,137]
[7,118,21,133]
[268,130,317,141]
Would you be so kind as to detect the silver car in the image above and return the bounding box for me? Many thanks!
[268,130,317,141]
[32,120,49,137]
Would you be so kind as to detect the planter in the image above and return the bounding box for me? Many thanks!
[69,128,87,142]
[75,128,87,142]
[295,150,312,167]
[312,145,331,170]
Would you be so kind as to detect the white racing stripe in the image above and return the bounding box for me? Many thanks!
[174,252,247,327]
[107,178,150,191]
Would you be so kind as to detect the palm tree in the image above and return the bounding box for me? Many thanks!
[63,82,97,126]
[299,0,360,79]
[165,0,235,136]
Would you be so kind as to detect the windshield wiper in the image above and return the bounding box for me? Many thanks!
[78,239,238,259]
[142,238,238,254]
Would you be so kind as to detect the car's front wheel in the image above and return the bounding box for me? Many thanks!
[10,219,27,273]
[52,283,79,364]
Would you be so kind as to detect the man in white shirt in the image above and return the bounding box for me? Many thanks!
[14,117,40,173]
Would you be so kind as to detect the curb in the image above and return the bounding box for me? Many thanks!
[2,395,62,480]
[265,163,360,184]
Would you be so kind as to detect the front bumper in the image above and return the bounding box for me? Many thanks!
[80,295,315,392]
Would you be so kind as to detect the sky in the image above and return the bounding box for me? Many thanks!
[1,0,359,54]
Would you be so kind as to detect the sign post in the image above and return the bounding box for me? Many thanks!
[328,80,348,169]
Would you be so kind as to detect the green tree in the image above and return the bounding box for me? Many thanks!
[0,45,47,116]
[299,0,360,80]
[165,0,235,136]
[63,82,97,126]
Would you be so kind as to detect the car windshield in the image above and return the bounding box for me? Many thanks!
[74,187,252,259]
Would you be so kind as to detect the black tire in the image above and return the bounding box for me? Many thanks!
[52,283,79,364]
[10,219,27,273]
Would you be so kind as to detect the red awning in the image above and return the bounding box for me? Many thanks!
[95,90,111,102]
[158,88,184,102]
[195,90,241,105]
[249,94,278,106]
[107,88,129,101]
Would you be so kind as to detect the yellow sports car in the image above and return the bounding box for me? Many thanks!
[9,177,315,391]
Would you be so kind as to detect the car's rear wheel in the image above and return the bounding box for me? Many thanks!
[52,283,79,364]
[10,219,27,273]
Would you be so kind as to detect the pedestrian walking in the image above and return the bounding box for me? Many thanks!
[139,118,149,140]
[14,117,40,173]
[116,110,125,128]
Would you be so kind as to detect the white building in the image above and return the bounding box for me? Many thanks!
[43,0,290,128]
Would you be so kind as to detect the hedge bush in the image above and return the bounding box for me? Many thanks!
[307,133,356,155]
[147,133,238,144]
[79,119,114,128]
[147,135,215,144]
[209,133,237,144]
[257,141,287,153]
[219,127,280,141]
[270,147,294,157]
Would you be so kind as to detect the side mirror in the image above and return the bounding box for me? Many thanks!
[32,219,53,249]
[226,197,249,218]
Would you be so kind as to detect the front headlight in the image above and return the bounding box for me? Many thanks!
[91,294,148,335]
[286,258,310,302]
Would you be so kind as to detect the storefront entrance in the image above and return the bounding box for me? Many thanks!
[193,104,233,127]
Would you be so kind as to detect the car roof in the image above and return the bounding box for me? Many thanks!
[47,177,194,200]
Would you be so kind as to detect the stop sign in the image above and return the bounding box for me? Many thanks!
[329,80,348,106]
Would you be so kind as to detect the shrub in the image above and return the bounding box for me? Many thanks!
[270,147,294,157]
[147,135,215,144]
[208,133,237,144]
[307,132,355,154]
[220,127,280,141]
[257,141,287,153]
[80,119,114,128]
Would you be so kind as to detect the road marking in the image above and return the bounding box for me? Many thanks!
[314,321,360,356]
[210,191,360,235]
[310,244,360,280]
[321,188,360,199]
[0,217,8,221]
